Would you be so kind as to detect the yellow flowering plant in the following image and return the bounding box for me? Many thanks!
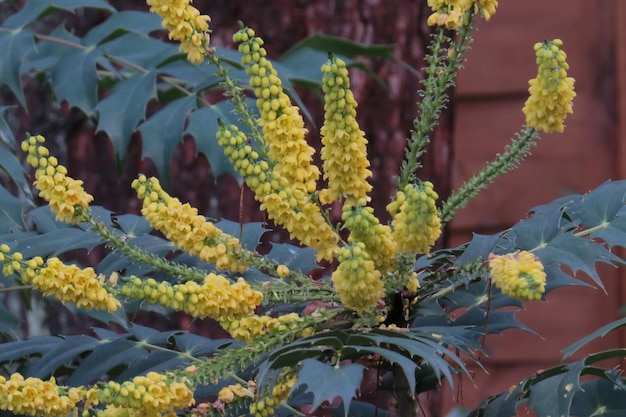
[0,1,624,417]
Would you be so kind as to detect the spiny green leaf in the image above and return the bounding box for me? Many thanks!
[454,233,509,265]
[342,345,418,393]
[468,385,524,417]
[185,105,238,179]
[280,33,395,63]
[138,96,197,189]
[294,359,365,417]
[589,216,626,250]
[0,106,15,146]
[51,48,100,115]
[0,336,62,362]
[0,302,20,339]
[83,10,162,45]
[113,213,152,237]
[563,316,626,360]
[510,205,563,251]
[0,29,35,106]
[0,185,28,233]
[215,220,267,251]
[96,71,157,161]
[266,243,318,274]
[571,377,626,416]
[571,180,626,228]
[174,333,235,356]
[26,335,100,378]
[117,350,187,381]
[100,32,179,70]
[2,0,115,29]
[533,234,614,289]
[67,337,147,385]
[528,360,585,417]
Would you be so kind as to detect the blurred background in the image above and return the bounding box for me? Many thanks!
[1,0,625,415]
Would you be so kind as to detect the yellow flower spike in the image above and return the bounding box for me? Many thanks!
[219,313,304,343]
[132,175,247,273]
[22,135,93,225]
[319,55,373,205]
[0,373,87,417]
[488,251,547,301]
[119,274,263,319]
[233,28,320,193]
[523,39,576,133]
[390,182,442,255]
[342,201,396,274]
[146,0,211,64]
[0,251,120,312]
[249,374,296,417]
[96,372,194,415]
[331,242,384,314]
[426,0,498,29]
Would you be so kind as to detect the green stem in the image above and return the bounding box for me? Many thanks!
[398,17,474,190]
[0,285,32,293]
[209,54,268,155]
[440,126,541,224]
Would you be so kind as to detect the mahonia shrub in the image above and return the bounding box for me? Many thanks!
[1,1,625,417]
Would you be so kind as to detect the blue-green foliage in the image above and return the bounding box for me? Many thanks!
[2,3,626,417]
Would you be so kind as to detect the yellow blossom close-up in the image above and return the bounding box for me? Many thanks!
[21,135,93,225]
[488,251,547,301]
[523,39,576,133]
[146,0,211,63]
[319,55,373,205]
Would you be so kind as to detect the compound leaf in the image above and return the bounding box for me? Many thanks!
[294,359,365,417]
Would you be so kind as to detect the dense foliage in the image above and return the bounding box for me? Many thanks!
[0,1,624,417]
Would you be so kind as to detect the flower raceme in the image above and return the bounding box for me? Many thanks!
[331,242,384,314]
[21,135,93,225]
[426,0,498,29]
[319,55,373,205]
[95,372,194,416]
[146,0,211,64]
[388,182,442,255]
[0,373,87,417]
[119,275,262,320]
[523,39,576,133]
[132,174,246,273]
[342,202,396,274]
[488,251,547,301]
[233,28,319,194]
[0,245,120,313]
[219,313,305,343]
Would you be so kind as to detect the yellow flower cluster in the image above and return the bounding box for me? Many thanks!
[342,202,395,274]
[233,28,319,193]
[219,313,304,343]
[21,135,93,225]
[96,372,194,416]
[488,251,546,301]
[522,39,576,133]
[0,373,86,417]
[132,175,246,273]
[0,246,120,312]
[331,242,384,314]
[319,56,372,205]
[119,275,262,319]
[261,187,339,261]
[146,0,211,64]
[218,383,254,403]
[217,116,340,263]
[426,0,498,29]
[249,375,296,417]
[388,182,441,255]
